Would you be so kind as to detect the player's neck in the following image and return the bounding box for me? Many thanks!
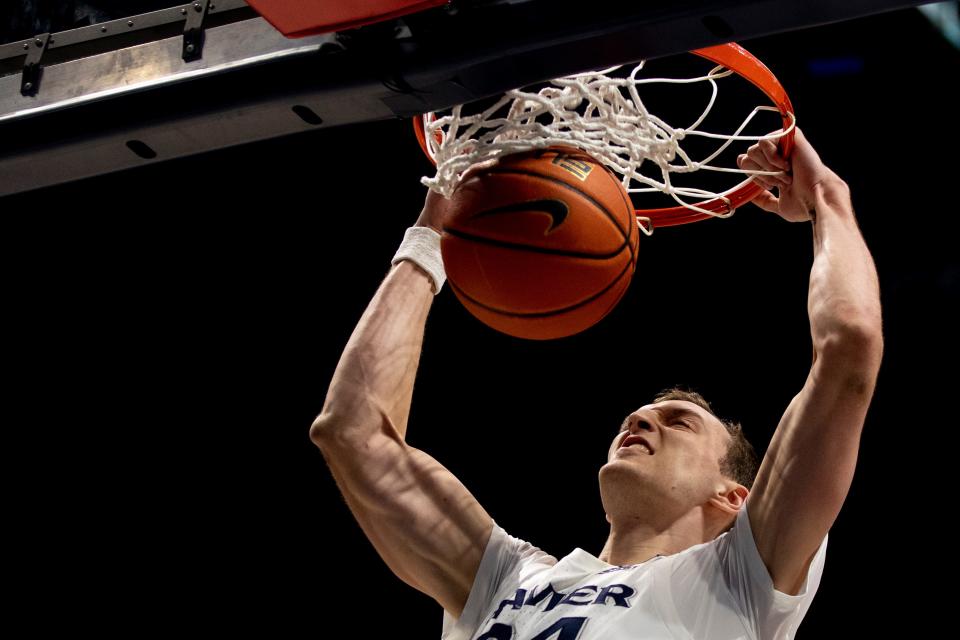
[599,512,709,566]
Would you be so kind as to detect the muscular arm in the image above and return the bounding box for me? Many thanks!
[738,129,883,595]
[310,231,492,617]
[315,258,433,442]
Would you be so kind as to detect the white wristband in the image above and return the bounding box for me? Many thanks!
[391,226,446,295]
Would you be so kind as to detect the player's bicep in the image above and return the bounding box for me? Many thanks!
[315,417,492,617]
[748,352,875,595]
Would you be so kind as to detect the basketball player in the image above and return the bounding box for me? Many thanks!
[309,126,882,639]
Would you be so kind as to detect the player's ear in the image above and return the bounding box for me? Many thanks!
[709,483,748,517]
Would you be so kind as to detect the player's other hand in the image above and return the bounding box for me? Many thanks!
[415,159,500,232]
[737,127,846,222]
[415,187,457,234]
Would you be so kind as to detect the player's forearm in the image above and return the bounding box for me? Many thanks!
[807,178,883,367]
[310,259,435,446]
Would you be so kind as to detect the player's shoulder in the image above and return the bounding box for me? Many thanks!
[488,522,559,573]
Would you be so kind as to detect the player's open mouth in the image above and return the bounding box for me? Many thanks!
[620,435,653,454]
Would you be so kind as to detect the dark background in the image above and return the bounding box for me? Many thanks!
[3,2,958,636]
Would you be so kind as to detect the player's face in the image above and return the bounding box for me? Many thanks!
[600,400,732,503]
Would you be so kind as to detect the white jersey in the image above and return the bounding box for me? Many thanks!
[441,499,827,640]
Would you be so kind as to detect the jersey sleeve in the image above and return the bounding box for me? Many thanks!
[440,521,557,640]
[668,498,829,640]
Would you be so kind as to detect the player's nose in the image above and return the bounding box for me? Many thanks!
[625,411,657,434]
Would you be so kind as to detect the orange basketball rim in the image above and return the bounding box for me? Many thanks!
[414,43,796,229]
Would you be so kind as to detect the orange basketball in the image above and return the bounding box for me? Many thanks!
[441,146,639,340]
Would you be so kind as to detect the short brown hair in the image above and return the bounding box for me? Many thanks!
[653,387,759,490]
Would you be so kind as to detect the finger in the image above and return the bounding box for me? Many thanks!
[738,154,783,190]
[746,144,772,169]
[748,188,780,213]
[737,153,761,171]
[753,176,778,190]
[761,169,792,189]
[759,138,790,171]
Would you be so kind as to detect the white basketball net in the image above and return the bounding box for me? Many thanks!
[420,60,796,234]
